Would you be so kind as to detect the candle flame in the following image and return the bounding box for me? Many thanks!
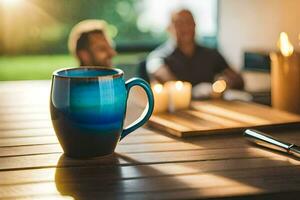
[278,32,294,57]
[153,84,163,93]
[175,81,183,90]
[212,80,227,93]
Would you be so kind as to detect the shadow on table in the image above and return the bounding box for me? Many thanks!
[179,128,300,199]
[55,128,300,200]
[55,153,124,200]
[55,153,189,200]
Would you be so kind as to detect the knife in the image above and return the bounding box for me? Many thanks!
[244,129,300,158]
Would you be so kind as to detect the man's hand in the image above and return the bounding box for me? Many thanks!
[216,68,244,90]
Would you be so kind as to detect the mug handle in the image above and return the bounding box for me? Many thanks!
[120,78,154,140]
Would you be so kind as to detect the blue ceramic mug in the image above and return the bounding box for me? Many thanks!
[50,67,154,158]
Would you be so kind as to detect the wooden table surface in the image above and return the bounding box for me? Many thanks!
[0,80,300,200]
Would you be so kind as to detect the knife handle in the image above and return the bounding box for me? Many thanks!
[244,129,292,153]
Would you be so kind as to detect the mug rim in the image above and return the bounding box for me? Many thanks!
[53,66,124,79]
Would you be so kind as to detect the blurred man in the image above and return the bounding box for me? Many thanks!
[146,9,244,89]
[68,20,117,66]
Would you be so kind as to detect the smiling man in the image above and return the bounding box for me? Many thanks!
[68,20,117,67]
[146,9,244,89]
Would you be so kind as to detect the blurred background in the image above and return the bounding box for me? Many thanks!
[0,0,217,80]
[0,0,299,84]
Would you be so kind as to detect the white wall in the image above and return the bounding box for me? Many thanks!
[218,0,300,70]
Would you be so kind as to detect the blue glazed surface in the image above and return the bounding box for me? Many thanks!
[50,67,154,158]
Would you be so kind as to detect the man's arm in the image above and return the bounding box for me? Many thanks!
[214,50,244,90]
[151,64,176,83]
[217,68,244,90]
[146,41,176,83]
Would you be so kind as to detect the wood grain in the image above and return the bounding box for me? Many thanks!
[1,167,300,199]
[1,81,300,200]
[0,157,298,185]
[148,100,300,137]
[2,145,300,171]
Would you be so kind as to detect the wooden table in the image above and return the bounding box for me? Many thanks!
[1,81,300,200]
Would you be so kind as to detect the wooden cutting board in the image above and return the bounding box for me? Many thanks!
[147,100,300,137]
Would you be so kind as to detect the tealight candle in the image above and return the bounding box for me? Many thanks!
[152,83,169,114]
[166,81,192,112]
[211,79,227,98]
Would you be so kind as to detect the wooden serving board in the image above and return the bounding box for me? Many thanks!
[148,100,300,137]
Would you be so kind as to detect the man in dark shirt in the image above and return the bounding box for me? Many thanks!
[146,9,244,89]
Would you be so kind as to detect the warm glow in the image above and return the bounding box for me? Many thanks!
[175,81,183,90]
[247,147,300,165]
[192,103,270,125]
[153,84,163,93]
[1,0,24,7]
[212,80,227,93]
[278,32,294,57]
[149,163,262,194]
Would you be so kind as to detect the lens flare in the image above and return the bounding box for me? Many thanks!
[1,0,23,7]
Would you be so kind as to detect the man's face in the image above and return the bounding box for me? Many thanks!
[171,11,196,45]
[86,33,116,67]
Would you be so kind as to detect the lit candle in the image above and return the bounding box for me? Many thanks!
[166,81,192,112]
[152,83,169,114]
[211,79,227,98]
[270,32,300,114]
